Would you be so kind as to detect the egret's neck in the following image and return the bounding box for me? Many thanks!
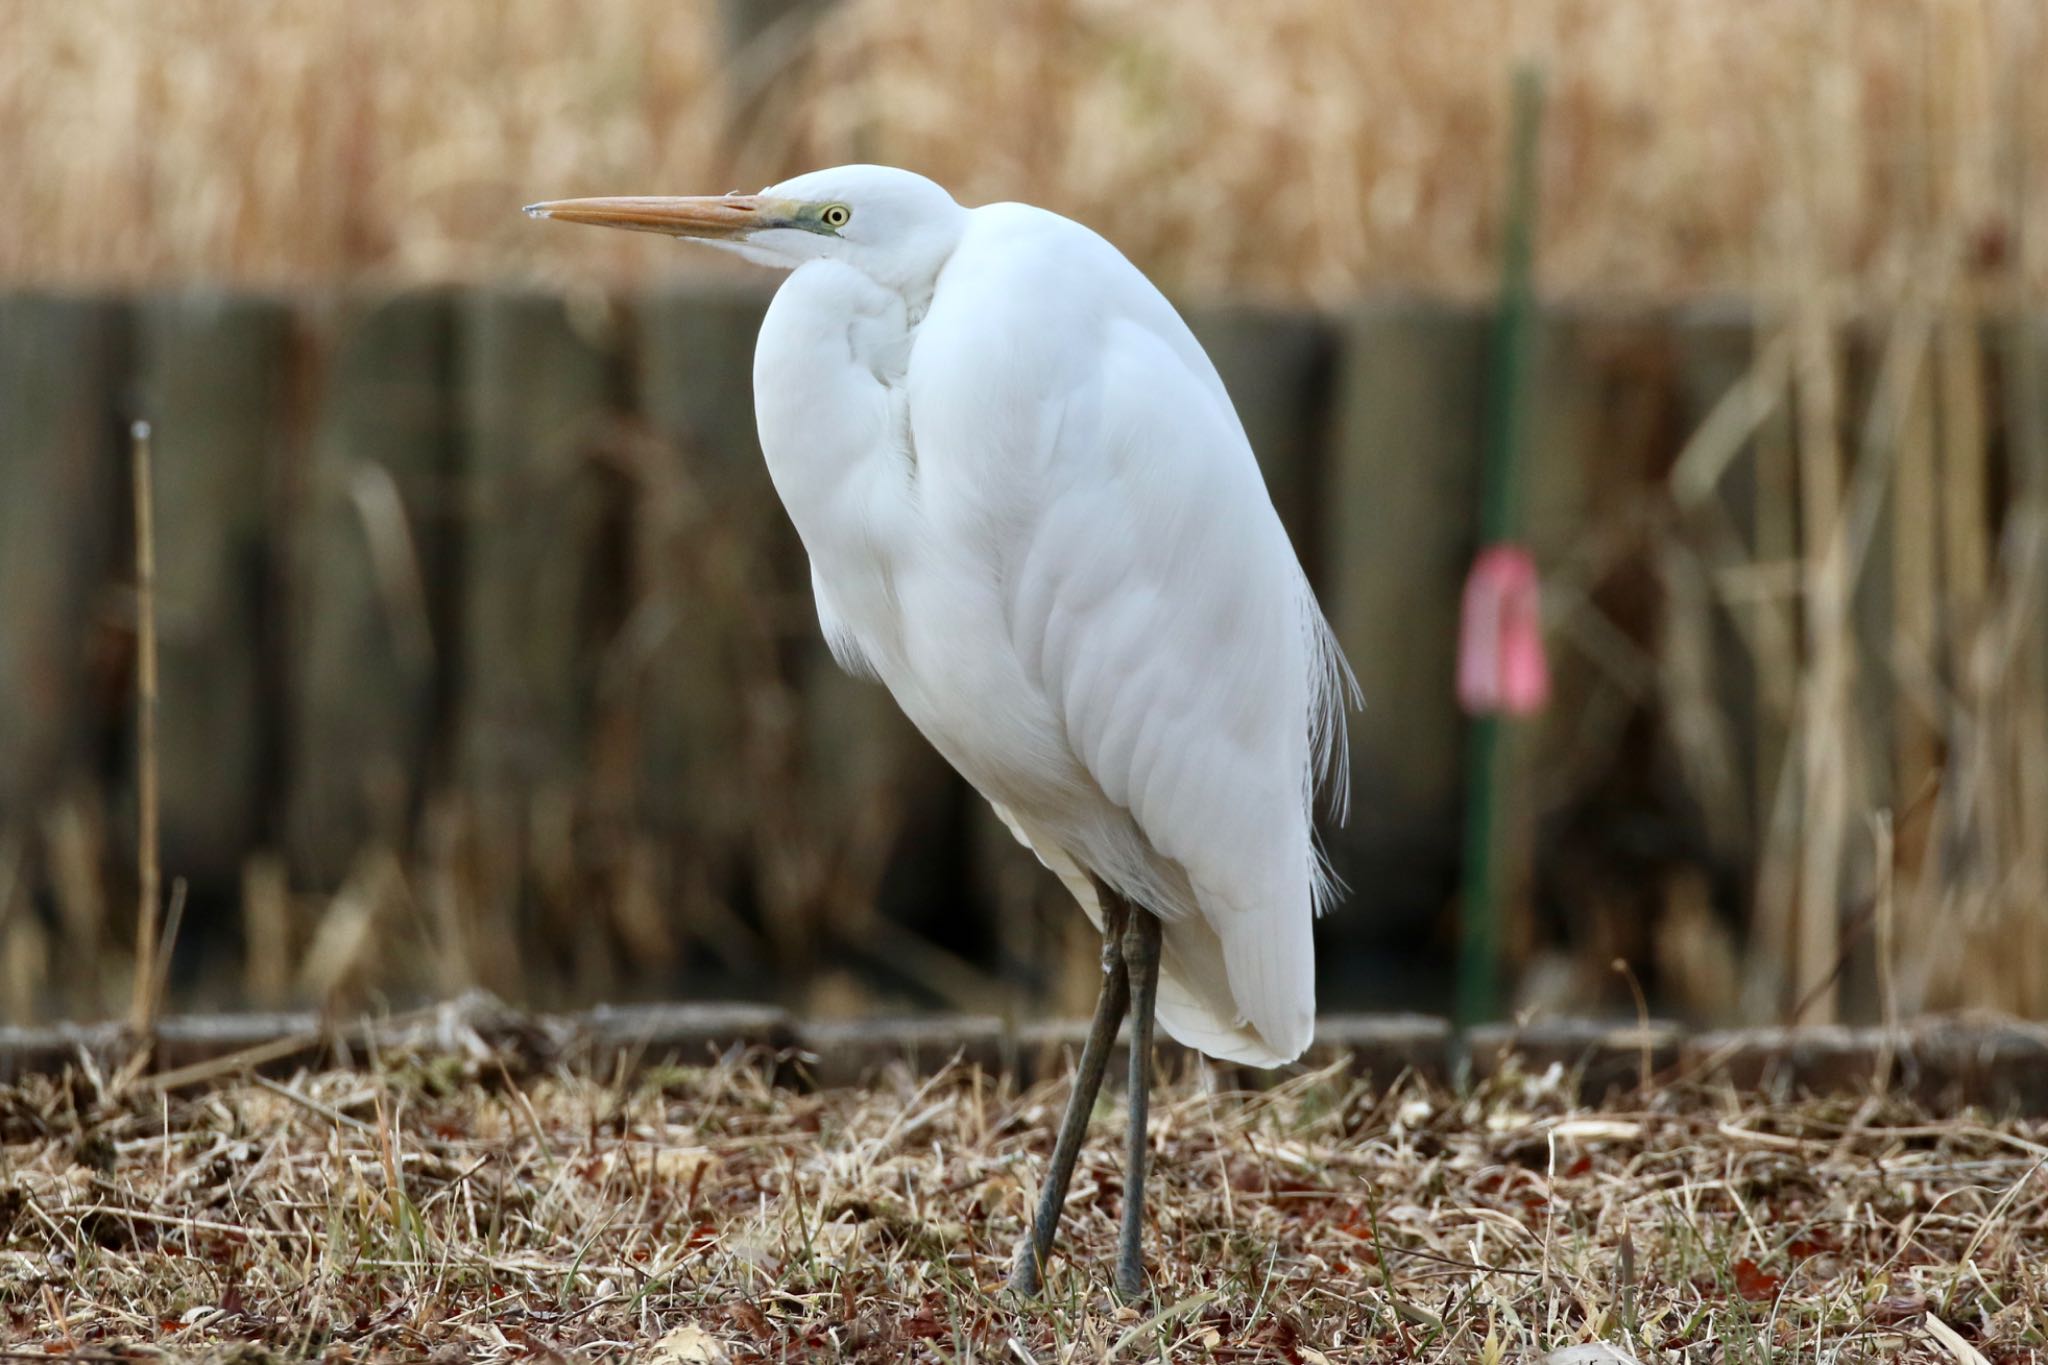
[753,261,919,530]
[874,220,966,322]
[752,259,929,676]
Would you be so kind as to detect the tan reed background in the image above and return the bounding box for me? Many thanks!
[0,0,2044,1030]
[2,0,2044,300]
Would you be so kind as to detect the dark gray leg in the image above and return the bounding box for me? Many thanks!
[1007,892,1131,1297]
[1115,908,1162,1298]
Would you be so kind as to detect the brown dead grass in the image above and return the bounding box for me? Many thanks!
[3,1040,2046,1361]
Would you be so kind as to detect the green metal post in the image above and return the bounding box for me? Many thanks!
[1457,64,1545,1028]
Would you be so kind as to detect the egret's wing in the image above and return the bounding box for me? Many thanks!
[811,569,877,678]
[913,206,1351,1062]
[990,800,1291,1065]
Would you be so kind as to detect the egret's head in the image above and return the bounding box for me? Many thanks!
[526,164,967,289]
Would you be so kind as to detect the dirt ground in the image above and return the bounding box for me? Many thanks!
[3,1039,2044,1362]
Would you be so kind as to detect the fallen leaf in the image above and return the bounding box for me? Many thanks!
[1786,1233,1834,1259]
[1732,1258,1782,1302]
[727,1301,771,1340]
[648,1324,730,1364]
[901,1311,946,1341]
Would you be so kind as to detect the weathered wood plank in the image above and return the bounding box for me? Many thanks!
[1299,1012,1453,1084]
[1186,305,1337,579]
[1838,321,1904,1021]
[579,1001,794,1072]
[133,293,294,884]
[1682,1024,1891,1096]
[629,285,780,858]
[969,796,1090,1022]
[288,294,453,888]
[457,289,623,990]
[2011,311,2048,543]
[1322,299,1487,935]
[1891,325,1941,857]
[0,296,123,827]
[792,652,967,985]
[1845,321,1898,833]
[2010,312,2048,866]
[1672,303,1774,860]
[1679,1022,2048,1114]
[1673,303,1808,1019]
[1504,309,1676,998]
[1468,1018,1683,1100]
[795,1014,1004,1088]
[458,291,619,795]
[633,282,969,977]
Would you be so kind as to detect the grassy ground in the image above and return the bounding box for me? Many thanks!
[4,1041,2045,1362]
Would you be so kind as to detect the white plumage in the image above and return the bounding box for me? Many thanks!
[530,165,1354,1067]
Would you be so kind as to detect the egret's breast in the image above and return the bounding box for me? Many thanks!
[753,262,921,676]
[754,260,1082,815]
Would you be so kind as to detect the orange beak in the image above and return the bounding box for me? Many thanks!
[522,194,781,239]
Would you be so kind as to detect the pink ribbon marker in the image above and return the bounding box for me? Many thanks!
[1457,544,1551,716]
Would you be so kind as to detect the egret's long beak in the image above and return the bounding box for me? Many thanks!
[522,194,783,240]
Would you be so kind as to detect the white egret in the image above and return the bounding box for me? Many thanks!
[527,166,1355,1299]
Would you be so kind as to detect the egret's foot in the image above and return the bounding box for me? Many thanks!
[1005,1244,1045,1299]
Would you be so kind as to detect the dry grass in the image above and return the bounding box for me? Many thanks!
[4,0,2046,301]
[1634,295,2048,1025]
[6,1041,2047,1361]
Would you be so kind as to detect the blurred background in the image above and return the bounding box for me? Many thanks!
[1,0,2044,1030]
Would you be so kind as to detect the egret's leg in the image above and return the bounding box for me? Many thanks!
[1007,893,1131,1298]
[1115,908,1162,1298]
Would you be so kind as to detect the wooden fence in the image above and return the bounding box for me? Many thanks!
[1,289,2042,1022]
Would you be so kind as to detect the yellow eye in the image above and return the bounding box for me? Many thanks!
[821,204,851,229]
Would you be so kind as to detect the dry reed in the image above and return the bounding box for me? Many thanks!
[128,419,161,1036]
[2,0,2045,302]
